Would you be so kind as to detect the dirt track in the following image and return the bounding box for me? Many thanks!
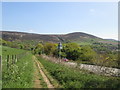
[33,56,54,88]
[33,56,42,88]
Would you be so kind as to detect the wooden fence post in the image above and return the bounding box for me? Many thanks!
[7,55,10,69]
[15,55,17,63]
[12,55,14,64]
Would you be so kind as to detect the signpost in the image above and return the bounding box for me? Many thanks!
[58,42,62,62]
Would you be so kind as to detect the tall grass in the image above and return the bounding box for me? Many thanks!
[2,46,34,88]
[37,56,120,88]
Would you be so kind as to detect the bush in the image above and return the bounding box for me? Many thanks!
[62,43,81,60]
[34,43,44,55]
[44,43,57,56]
[79,45,97,61]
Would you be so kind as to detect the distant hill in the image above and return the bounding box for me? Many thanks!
[1,31,118,45]
[104,39,118,41]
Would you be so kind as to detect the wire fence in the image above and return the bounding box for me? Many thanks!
[4,52,27,69]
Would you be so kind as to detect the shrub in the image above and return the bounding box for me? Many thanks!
[44,43,56,56]
[80,45,97,61]
[62,43,81,60]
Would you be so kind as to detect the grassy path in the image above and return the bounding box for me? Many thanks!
[2,46,56,88]
[33,56,42,88]
[33,56,54,88]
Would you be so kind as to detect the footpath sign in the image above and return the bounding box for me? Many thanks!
[58,42,62,50]
[58,42,62,60]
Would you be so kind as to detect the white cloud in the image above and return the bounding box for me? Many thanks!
[2,0,119,2]
[89,9,95,15]
[29,29,34,32]
[2,29,20,31]
[89,9,95,12]
[28,29,38,34]
[96,33,118,40]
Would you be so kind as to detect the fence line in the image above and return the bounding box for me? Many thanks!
[5,52,27,69]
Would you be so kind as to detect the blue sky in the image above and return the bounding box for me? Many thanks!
[2,2,118,40]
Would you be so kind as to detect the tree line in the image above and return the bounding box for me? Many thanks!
[33,42,119,68]
[1,38,119,68]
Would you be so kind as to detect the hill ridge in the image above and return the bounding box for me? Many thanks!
[1,31,118,45]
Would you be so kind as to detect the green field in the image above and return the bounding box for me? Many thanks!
[1,45,120,88]
[0,46,2,89]
[2,46,34,88]
[37,56,120,88]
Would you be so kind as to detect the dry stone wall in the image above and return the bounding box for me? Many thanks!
[41,55,120,77]
[65,62,120,77]
[79,64,120,77]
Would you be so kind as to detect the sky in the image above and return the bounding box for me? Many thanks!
[2,2,118,40]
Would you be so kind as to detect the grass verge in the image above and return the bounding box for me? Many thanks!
[36,55,62,88]
[37,56,120,88]
[2,46,34,88]
[33,56,47,88]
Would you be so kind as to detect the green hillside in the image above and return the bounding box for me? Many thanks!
[2,46,34,88]
[0,46,1,89]
[1,31,118,45]
[1,31,119,89]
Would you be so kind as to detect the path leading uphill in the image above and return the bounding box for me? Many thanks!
[33,56,42,88]
[33,56,54,88]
